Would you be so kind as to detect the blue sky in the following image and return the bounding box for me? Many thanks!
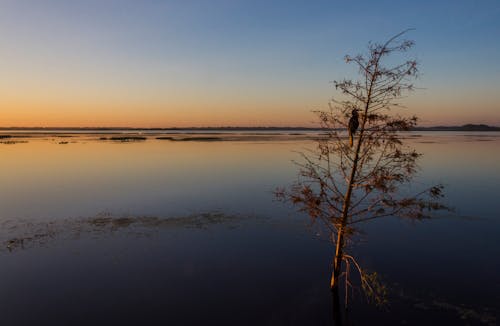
[1,0,499,126]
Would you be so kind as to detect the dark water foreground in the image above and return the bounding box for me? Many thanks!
[2,212,497,326]
[0,132,499,325]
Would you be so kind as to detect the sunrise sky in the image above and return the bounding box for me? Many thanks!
[1,0,499,127]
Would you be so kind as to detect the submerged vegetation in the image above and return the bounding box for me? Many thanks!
[1,212,246,253]
[276,31,449,322]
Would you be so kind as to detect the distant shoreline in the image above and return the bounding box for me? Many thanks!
[1,124,499,132]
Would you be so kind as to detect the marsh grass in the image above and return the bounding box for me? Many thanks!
[1,140,29,144]
[0,212,248,252]
[109,136,147,142]
[156,136,223,141]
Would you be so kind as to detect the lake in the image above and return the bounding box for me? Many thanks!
[0,131,499,325]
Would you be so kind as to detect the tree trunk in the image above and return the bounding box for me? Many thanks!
[332,285,343,326]
[330,65,376,293]
[331,227,345,289]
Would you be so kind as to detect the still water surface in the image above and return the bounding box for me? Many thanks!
[0,132,499,325]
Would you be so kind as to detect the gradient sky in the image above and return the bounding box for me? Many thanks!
[1,0,499,127]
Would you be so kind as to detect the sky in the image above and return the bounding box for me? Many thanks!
[1,0,499,127]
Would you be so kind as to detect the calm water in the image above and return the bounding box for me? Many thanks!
[0,132,499,325]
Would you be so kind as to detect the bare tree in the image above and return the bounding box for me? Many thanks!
[276,30,448,322]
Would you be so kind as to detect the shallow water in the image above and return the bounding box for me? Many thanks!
[0,132,499,325]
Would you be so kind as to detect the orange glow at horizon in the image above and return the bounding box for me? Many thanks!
[1,50,498,128]
[2,94,499,128]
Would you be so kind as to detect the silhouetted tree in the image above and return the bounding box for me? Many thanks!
[276,30,448,323]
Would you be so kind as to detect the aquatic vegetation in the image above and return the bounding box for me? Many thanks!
[1,140,29,144]
[155,136,224,141]
[1,212,248,253]
[109,136,147,142]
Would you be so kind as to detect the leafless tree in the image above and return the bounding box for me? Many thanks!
[276,30,448,323]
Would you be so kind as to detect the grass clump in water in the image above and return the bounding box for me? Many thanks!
[109,136,147,142]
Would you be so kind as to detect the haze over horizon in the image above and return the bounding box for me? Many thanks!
[1,0,499,127]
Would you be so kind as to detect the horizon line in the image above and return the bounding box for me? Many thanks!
[0,123,499,131]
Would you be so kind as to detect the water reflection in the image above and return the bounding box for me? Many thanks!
[0,132,499,325]
[0,136,304,220]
